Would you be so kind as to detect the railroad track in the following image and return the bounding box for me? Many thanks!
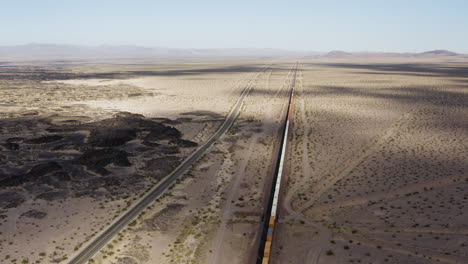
[67,66,269,264]
[257,62,297,264]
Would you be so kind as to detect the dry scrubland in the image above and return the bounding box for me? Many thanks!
[1,57,467,264]
[273,58,468,264]
[0,59,273,264]
[86,63,296,264]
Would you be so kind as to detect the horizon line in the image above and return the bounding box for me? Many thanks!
[0,43,466,54]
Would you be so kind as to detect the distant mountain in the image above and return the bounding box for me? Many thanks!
[189,48,321,57]
[417,50,459,57]
[0,44,194,61]
[0,44,462,61]
[324,51,352,58]
[320,50,462,58]
[0,44,322,61]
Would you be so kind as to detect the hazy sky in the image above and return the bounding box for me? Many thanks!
[1,0,468,52]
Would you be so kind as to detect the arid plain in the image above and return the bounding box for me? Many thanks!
[0,56,467,264]
[273,58,468,264]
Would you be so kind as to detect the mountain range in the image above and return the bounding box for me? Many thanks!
[0,44,464,61]
[0,44,319,61]
[323,49,462,58]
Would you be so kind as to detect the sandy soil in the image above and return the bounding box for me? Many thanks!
[1,57,466,264]
[86,62,296,264]
[273,58,468,264]
[0,59,272,264]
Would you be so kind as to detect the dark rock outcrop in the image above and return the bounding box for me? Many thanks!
[22,209,47,219]
[2,142,19,150]
[145,156,181,176]
[6,137,24,143]
[36,190,69,201]
[75,148,131,175]
[48,112,183,148]
[170,138,198,148]
[0,191,25,209]
[0,161,65,187]
[25,135,63,144]
[89,128,137,147]
[144,126,181,142]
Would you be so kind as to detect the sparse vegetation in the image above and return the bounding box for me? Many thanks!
[275,60,468,263]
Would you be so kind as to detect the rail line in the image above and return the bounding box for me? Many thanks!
[67,66,269,264]
[257,62,297,264]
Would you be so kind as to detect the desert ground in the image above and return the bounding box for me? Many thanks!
[0,59,283,263]
[272,58,468,264]
[0,56,467,264]
[88,62,297,264]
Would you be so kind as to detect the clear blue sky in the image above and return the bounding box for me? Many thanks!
[1,0,467,52]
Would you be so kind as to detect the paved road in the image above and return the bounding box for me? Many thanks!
[68,66,268,264]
